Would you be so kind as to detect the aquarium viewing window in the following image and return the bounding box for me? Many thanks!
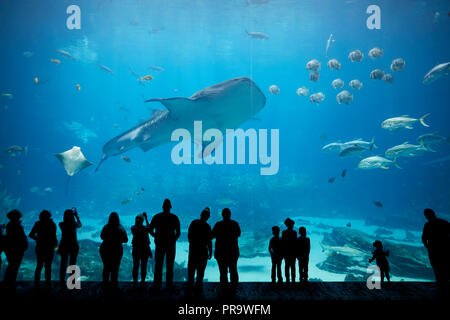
[0,0,448,313]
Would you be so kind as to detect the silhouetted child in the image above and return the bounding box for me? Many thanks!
[368,240,390,284]
[131,212,152,287]
[297,227,310,284]
[269,226,283,284]
[100,212,128,290]
[29,210,57,287]
[3,210,28,289]
[281,218,297,284]
[58,208,82,287]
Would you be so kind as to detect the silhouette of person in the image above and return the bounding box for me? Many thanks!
[281,218,297,284]
[29,210,57,287]
[422,208,449,291]
[131,212,152,286]
[0,223,5,271]
[211,208,241,294]
[58,208,81,287]
[269,226,283,284]
[3,210,28,289]
[100,212,128,289]
[187,207,212,294]
[297,226,310,284]
[149,199,180,290]
[368,240,390,284]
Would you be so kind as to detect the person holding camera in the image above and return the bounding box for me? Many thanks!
[58,207,82,287]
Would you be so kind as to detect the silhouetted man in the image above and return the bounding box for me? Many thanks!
[3,210,28,289]
[297,226,310,284]
[422,208,449,291]
[149,199,181,290]
[282,218,297,284]
[269,226,283,284]
[29,210,57,287]
[187,207,212,294]
[211,208,241,294]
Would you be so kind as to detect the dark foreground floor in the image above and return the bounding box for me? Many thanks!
[1,282,446,317]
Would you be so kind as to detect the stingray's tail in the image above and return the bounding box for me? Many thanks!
[95,154,107,172]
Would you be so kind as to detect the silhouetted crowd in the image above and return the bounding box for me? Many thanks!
[0,200,448,296]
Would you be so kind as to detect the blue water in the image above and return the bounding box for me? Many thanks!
[0,0,449,281]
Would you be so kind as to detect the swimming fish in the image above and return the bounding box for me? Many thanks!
[141,75,153,81]
[150,66,165,72]
[97,63,114,75]
[381,114,430,131]
[373,201,383,208]
[55,146,93,176]
[385,142,428,159]
[336,90,353,105]
[348,50,364,62]
[121,198,132,205]
[51,58,61,65]
[368,47,383,59]
[96,77,266,170]
[269,85,280,95]
[245,30,269,39]
[56,49,74,59]
[5,145,27,157]
[423,62,450,84]
[417,133,450,152]
[121,155,131,163]
[358,156,400,170]
[328,177,336,183]
[2,93,13,99]
[325,34,335,57]
[76,84,81,91]
[34,77,39,84]
[341,169,347,178]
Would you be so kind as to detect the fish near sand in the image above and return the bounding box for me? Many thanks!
[381,114,430,131]
[96,77,266,170]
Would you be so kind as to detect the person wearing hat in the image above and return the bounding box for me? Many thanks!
[3,209,28,289]
[149,198,180,291]
[281,218,297,284]
[186,207,212,295]
[29,210,57,287]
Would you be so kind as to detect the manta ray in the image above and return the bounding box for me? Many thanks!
[96,77,266,171]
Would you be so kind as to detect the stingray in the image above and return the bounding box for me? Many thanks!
[96,77,266,170]
[55,146,93,194]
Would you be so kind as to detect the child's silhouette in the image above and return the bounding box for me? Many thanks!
[368,240,390,284]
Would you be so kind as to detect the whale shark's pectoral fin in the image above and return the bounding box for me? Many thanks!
[146,97,195,120]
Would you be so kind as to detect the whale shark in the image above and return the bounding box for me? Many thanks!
[96,77,266,171]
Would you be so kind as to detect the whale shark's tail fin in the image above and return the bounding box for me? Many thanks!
[95,154,107,172]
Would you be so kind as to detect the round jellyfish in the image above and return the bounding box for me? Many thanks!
[390,58,406,72]
[309,92,325,104]
[296,86,309,97]
[327,59,341,70]
[336,90,354,105]
[332,78,344,89]
[306,59,321,72]
[349,79,363,90]
[348,50,364,62]
[269,84,280,95]
[382,73,394,83]
[368,47,383,59]
[370,69,385,80]
[309,72,320,82]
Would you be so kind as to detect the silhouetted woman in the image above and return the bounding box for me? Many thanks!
[58,208,81,287]
[29,210,57,287]
[3,210,28,289]
[131,212,152,286]
[100,212,128,289]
